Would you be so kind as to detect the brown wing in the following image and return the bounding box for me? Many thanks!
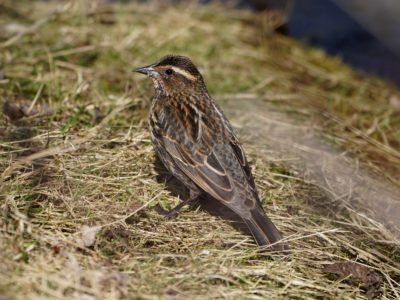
[153,98,246,205]
[162,134,236,203]
[229,139,259,200]
[210,100,260,202]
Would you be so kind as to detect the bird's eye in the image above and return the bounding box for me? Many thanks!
[165,69,173,75]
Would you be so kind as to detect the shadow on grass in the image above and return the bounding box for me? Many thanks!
[153,155,254,245]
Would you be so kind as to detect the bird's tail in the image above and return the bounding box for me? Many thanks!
[243,204,284,250]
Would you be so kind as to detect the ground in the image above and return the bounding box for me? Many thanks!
[0,1,400,299]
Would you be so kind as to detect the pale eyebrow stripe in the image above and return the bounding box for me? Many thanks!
[168,66,197,81]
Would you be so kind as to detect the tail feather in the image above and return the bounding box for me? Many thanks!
[243,204,284,249]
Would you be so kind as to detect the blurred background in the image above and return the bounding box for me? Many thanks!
[244,0,400,86]
[3,0,400,85]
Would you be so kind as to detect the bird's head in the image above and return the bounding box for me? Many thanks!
[135,55,205,96]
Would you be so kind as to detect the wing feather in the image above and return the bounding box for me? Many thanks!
[162,136,234,202]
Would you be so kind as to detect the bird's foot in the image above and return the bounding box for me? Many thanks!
[155,204,179,219]
[155,190,200,220]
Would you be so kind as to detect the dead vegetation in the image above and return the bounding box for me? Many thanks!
[0,1,400,299]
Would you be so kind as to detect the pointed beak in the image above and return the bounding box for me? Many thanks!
[134,64,158,78]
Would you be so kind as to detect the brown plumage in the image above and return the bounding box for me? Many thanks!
[135,55,283,248]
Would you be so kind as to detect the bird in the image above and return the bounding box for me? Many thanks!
[135,55,283,248]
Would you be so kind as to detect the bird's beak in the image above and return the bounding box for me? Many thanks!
[134,64,159,78]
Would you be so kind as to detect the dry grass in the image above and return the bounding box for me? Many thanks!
[1,1,400,299]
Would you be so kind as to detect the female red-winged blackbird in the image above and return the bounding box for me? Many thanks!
[135,55,283,248]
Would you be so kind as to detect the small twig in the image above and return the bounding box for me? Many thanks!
[100,190,164,228]
[60,158,77,218]
[383,272,400,299]
[50,45,97,58]
[26,83,44,115]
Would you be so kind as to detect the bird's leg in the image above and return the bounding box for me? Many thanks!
[164,173,175,185]
[157,190,200,219]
